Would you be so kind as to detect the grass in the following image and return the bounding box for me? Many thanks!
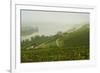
[21,46,89,62]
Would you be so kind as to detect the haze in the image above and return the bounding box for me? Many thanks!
[21,10,89,36]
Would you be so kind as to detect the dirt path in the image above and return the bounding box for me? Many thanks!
[56,39,60,48]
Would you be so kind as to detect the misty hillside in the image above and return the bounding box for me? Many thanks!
[35,24,89,49]
[21,24,89,62]
[62,24,89,48]
[21,26,39,36]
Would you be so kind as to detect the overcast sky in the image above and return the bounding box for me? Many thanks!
[21,10,89,36]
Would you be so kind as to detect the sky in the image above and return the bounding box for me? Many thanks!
[21,10,89,36]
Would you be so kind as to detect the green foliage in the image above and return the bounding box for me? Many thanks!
[21,24,90,63]
[62,24,89,48]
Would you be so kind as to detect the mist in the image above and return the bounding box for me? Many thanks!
[21,10,89,36]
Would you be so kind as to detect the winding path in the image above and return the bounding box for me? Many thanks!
[56,39,60,48]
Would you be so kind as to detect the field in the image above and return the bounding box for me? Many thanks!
[21,24,89,63]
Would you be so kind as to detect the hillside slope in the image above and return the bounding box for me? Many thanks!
[21,24,90,62]
[37,24,89,49]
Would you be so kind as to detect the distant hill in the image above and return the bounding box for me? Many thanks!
[35,24,89,49]
[21,26,39,36]
[61,24,89,48]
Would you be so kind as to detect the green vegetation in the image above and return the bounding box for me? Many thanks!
[21,24,89,63]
